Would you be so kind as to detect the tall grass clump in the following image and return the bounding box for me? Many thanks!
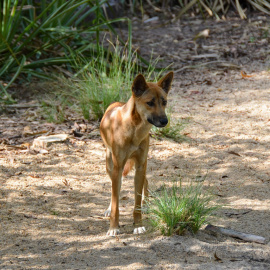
[68,47,136,120]
[63,47,166,120]
[145,181,219,236]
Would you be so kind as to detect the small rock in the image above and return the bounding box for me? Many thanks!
[32,134,69,150]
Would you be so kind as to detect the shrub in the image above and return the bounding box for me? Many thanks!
[61,48,166,120]
[145,180,219,236]
[0,0,130,100]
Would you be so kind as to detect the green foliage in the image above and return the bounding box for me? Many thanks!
[59,48,165,121]
[0,0,130,100]
[145,180,219,236]
[134,0,270,19]
[36,45,165,123]
[40,96,70,123]
[50,210,59,216]
[67,48,135,120]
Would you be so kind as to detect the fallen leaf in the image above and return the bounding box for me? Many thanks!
[194,29,210,40]
[21,143,31,150]
[63,179,69,186]
[214,251,223,262]
[89,215,104,220]
[39,149,48,154]
[22,126,33,137]
[73,130,84,137]
[29,174,40,178]
[21,161,31,164]
[230,258,243,262]
[227,150,241,157]
[241,71,253,78]
[190,90,200,95]
[24,214,38,219]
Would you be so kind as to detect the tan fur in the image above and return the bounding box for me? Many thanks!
[123,159,135,177]
[100,72,173,236]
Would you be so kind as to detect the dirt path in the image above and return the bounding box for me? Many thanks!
[1,15,270,269]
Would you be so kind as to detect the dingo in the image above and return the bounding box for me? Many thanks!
[100,72,173,236]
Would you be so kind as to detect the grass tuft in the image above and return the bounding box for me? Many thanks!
[60,45,166,121]
[36,46,167,123]
[145,180,220,236]
[68,47,136,120]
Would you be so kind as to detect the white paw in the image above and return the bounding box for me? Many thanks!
[133,226,146,234]
[104,208,111,217]
[107,228,120,236]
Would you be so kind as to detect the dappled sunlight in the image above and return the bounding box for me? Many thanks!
[231,198,270,210]
[1,10,270,269]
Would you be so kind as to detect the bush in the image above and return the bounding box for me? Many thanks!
[59,48,165,120]
[0,0,130,100]
[145,180,219,236]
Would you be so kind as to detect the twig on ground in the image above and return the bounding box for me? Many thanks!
[205,224,266,244]
[174,61,240,73]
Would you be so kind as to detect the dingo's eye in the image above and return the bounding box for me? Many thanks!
[147,101,155,107]
[161,97,167,106]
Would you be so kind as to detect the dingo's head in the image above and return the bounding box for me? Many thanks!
[132,72,173,127]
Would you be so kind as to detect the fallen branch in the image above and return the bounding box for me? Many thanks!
[174,61,240,73]
[205,224,266,244]
[5,103,40,108]
[32,134,69,149]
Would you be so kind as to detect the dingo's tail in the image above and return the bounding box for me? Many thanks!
[123,159,135,177]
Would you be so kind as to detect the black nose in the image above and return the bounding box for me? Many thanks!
[160,118,168,127]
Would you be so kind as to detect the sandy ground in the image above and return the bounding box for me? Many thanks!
[1,15,270,269]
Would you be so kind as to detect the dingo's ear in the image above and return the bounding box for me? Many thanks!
[132,74,148,97]
[158,71,174,94]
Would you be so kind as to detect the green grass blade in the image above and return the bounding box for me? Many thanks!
[13,0,60,47]
[0,56,15,76]
[247,0,270,14]
[5,55,26,89]
[23,57,73,69]
[23,70,52,80]
[67,0,108,26]
[175,0,197,19]
[0,32,20,65]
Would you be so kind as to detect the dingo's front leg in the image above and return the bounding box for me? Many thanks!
[104,149,122,218]
[133,160,147,234]
[107,155,123,236]
[104,176,122,218]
